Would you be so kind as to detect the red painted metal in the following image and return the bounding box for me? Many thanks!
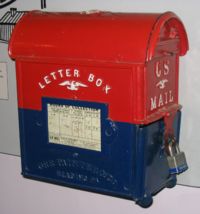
[9,10,189,124]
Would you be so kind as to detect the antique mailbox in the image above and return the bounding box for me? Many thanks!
[9,11,189,207]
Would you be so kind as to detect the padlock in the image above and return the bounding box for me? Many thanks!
[166,137,188,174]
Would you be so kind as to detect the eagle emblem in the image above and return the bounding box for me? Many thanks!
[156,79,168,89]
[59,80,88,91]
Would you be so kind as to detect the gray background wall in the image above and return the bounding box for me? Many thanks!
[0,0,200,197]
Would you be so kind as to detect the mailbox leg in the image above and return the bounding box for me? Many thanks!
[136,193,153,208]
[166,174,177,188]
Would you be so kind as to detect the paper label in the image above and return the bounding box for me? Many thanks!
[0,62,8,100]
[47,104,101,151]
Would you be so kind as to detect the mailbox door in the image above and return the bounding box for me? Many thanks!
[146,53,178,116]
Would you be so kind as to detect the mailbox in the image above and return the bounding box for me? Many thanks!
[9,11,189,207]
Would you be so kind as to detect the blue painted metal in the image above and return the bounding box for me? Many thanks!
[169,164,188,174]
[18,98,181,206]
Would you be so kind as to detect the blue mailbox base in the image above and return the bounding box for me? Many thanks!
[18,99,181,207]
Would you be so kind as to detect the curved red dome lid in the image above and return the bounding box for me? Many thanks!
[9,10,189,63]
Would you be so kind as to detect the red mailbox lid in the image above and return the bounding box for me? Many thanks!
[9,10,188,63]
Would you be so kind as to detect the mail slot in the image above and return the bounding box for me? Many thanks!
[9,10,189,207]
